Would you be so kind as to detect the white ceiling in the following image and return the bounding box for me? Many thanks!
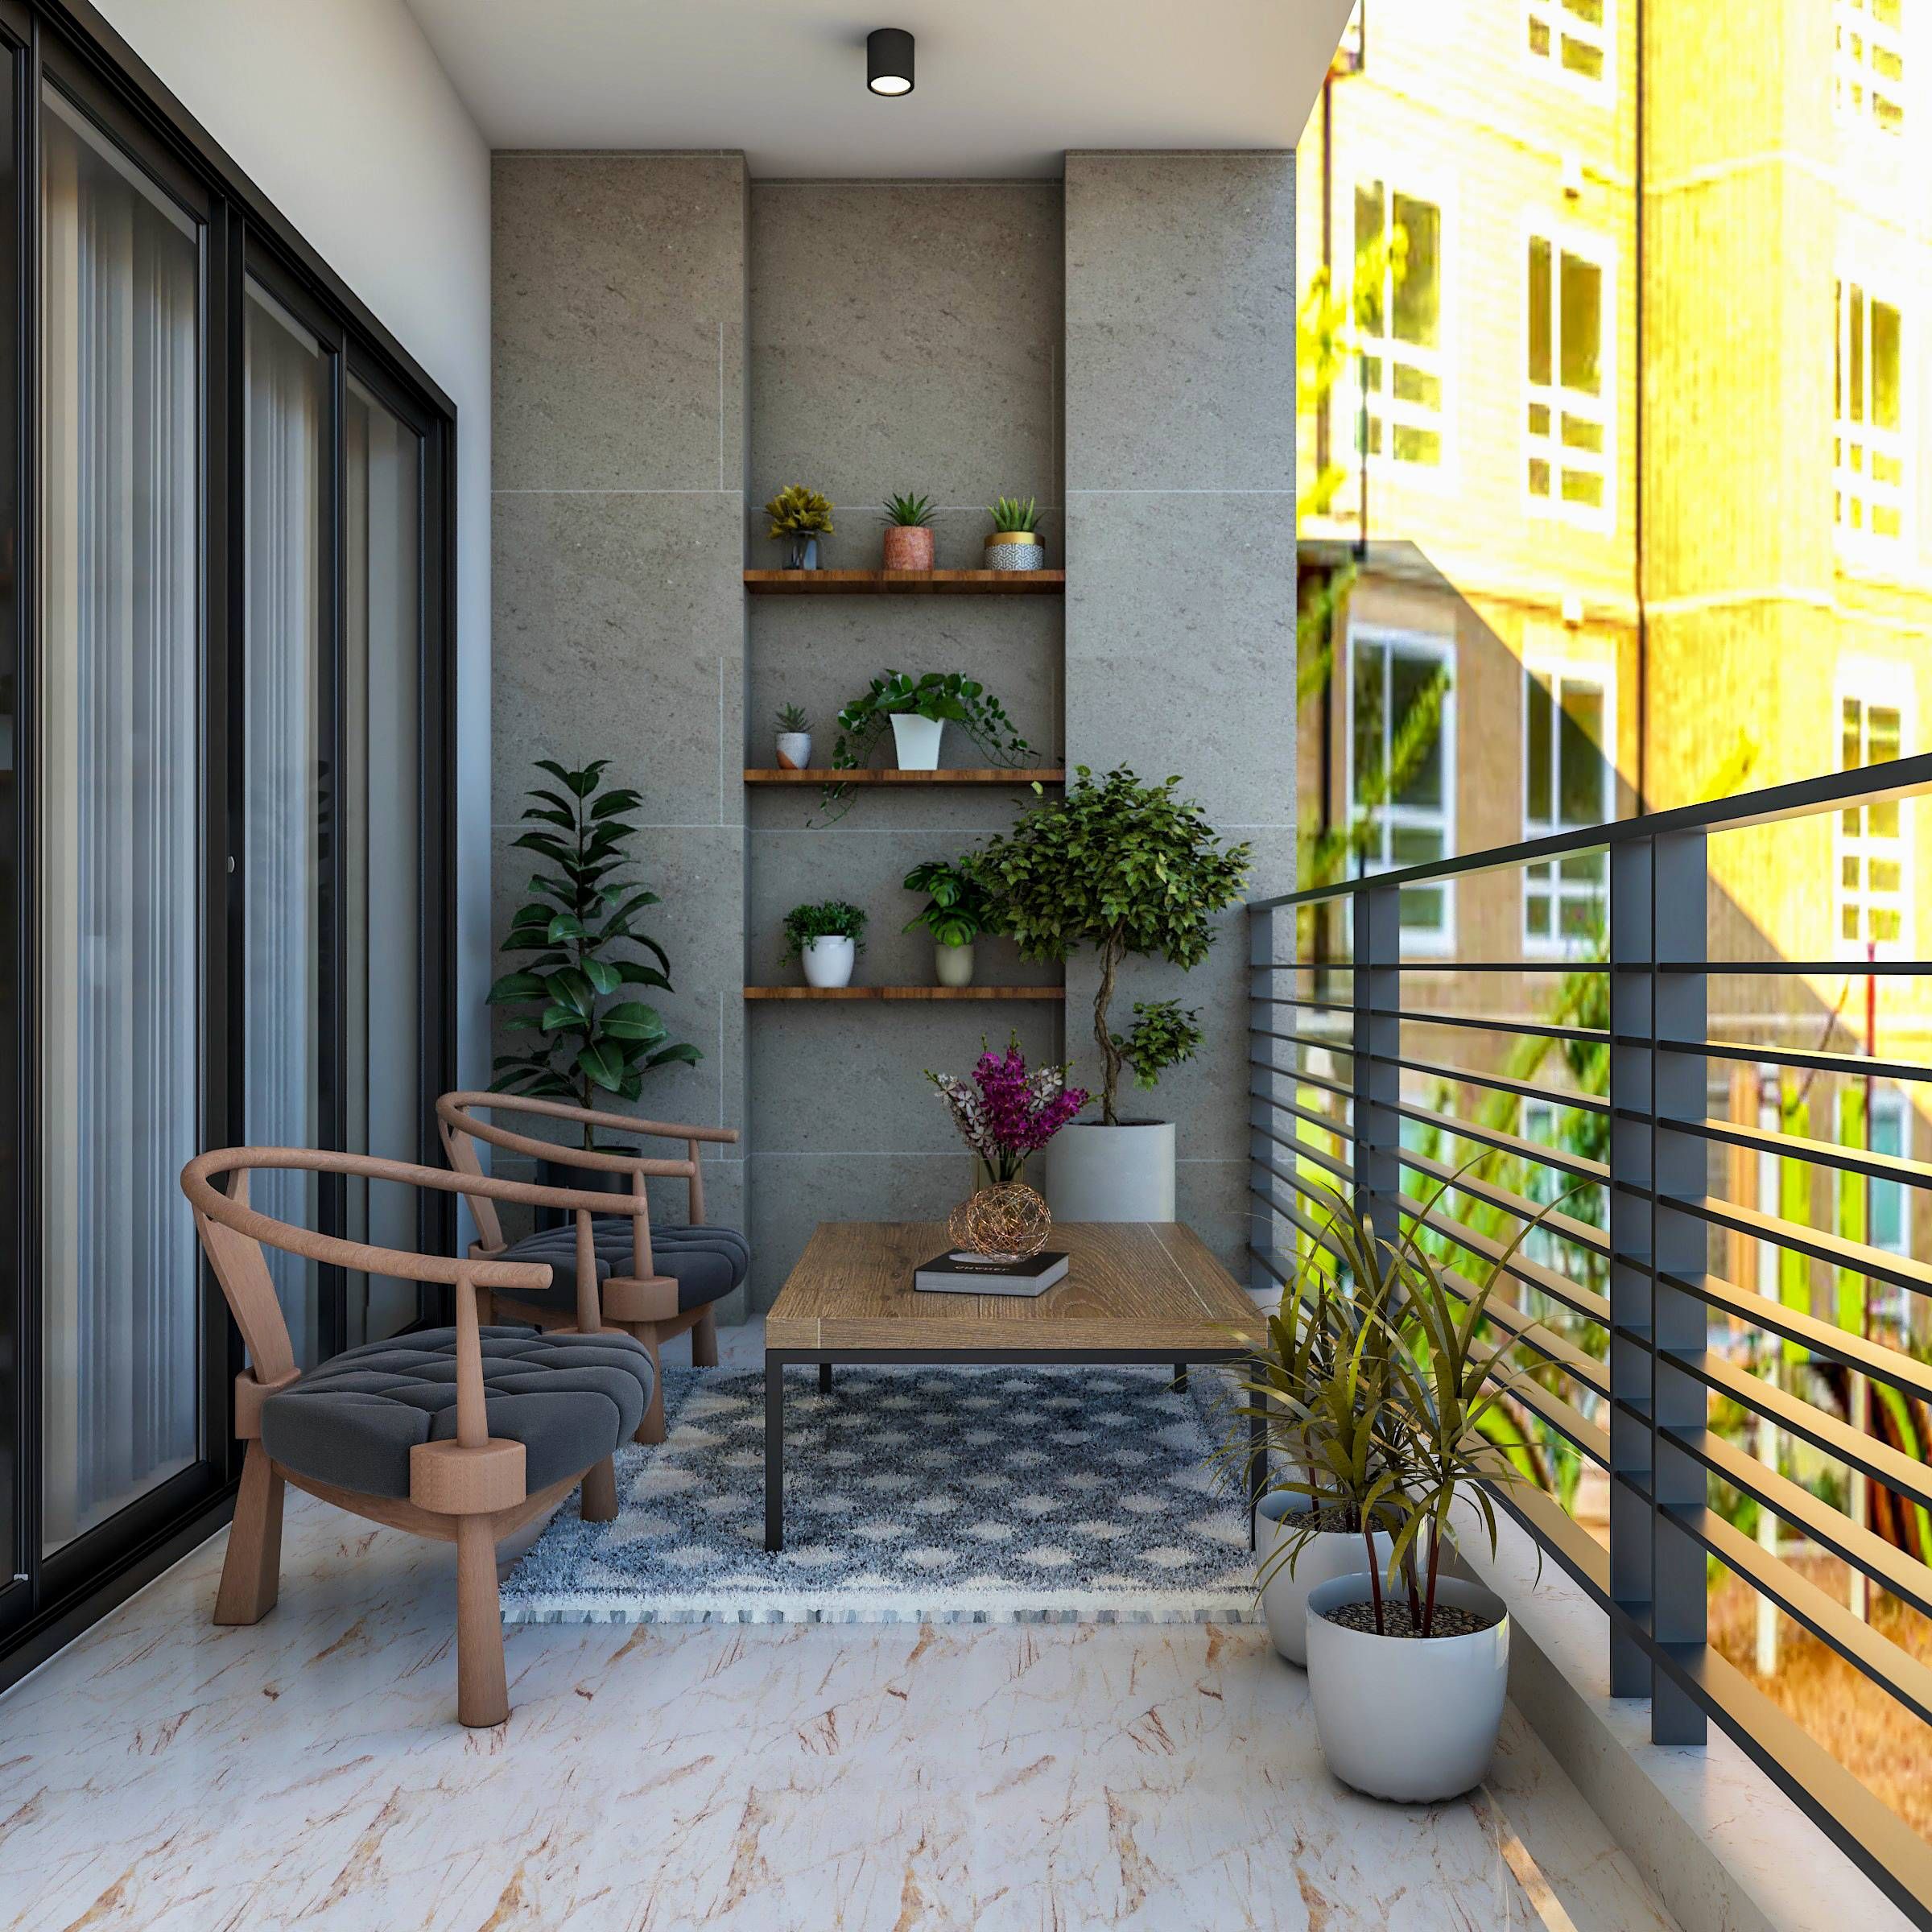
[404,0,1352,177]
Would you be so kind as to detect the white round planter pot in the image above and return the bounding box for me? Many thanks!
[889,712,944,770]
[1303,1572,1509,1802]
[800,935,857,989]
[1256,1492,1394,1668]
[1044,1120,1175,1220]
[775,731,812,770]
[935,939,975,988]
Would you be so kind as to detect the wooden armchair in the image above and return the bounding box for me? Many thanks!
[181,1146,658,1728]
[436,1093,746,1444]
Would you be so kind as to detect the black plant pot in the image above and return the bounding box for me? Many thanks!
[535,1145,638,1232]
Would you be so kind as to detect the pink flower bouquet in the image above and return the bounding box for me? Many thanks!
[927,1037,1089,1184]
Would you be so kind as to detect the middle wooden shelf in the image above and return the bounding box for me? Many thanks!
[745,767,1064,786]
[744,985,1067,1002]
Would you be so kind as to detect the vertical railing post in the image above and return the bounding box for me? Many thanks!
[1248,902,1282,1294]
[1351,886,1402,1236]
[1608,832,1709,1744]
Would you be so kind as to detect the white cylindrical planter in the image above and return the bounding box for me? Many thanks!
[1304,1572,1509,1802]
[935,939,975,988]
[775,731,812,770]
[1044,1120,1175,1220]
[1256,1493,1394,1668]
[889,713,943,770]
[801,935,857,989]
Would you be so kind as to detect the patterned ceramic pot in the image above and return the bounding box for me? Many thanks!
[984,530,1043,572]
[882,525,935,571]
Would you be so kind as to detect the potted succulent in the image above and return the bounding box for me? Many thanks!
[832,670,1034,776]
[985,494,1043,572]
[902,857,997,988]
[766,484,833,570]
[782,899,866,989]
[774,703,813,771]
[972,766,1251,1218]
[881,491,936,572]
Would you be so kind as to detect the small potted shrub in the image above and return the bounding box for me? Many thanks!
[766,484,833,570]
[985,494,1043,572]
[774,703,813,771]
[902,857,996,988]
[881,491,936,572]
[832,669,1033,775]
[783,900,866,989]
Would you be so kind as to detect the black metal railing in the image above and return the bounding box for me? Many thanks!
[1247,755,1932,1926]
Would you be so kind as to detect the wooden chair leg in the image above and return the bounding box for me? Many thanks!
[635,1328,666,1444]
[692,1305,718,1368]
[455,1513,509,1728]
[214,1440,285,1626]
[580,1455,617,1522]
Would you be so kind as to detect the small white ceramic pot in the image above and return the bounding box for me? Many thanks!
[1256,1492,1395,1668]
[935,939,975,988]
[890,712,944,769]
[1043,1119,1175,1220]
[801,935,856,989]
[1303,1571,1509,1802]
[775,731,813,770]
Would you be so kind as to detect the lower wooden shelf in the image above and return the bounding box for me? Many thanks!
[744,985,1066,1002]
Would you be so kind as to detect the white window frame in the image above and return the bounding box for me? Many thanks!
[1834,662,1913,960]
[1525,0,1615,101]
[1345,625,1458,955]
[1835,0,1906,137]
[1834,274,1909,553]
[1835,1083,1910,1331]
[1524,224,1616,535]
[1343,177,1453,489]
[1521,659,1616,956]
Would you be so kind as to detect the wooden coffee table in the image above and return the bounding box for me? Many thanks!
[762,1220,1266,1551]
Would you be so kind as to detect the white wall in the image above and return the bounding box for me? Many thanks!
[97,0,493,1110]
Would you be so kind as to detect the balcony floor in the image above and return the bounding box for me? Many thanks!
[0,1323,1681,1931]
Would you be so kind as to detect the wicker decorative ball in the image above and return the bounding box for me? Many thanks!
[948,1182,1052,1259]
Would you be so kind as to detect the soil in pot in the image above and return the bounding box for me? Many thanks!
[1318,1600,1502,1641]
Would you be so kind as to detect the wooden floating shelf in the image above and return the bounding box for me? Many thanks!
[745,767,1064,786]
[744,568,1064,597]
[744,985,1067,1002]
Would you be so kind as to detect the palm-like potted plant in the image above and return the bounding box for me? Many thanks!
[881,491,936,572]
[488,758,702,1170]
[985,494,1043,572]
[902,857,997,988]
[783,899,867,989]
[971,766,1251,1216]
[766,484,833,570]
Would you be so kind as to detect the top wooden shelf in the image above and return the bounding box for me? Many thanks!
[744,568,1064,597]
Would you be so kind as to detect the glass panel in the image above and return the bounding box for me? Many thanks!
[0,41,15,1585]
[1558,683,1606,824]
[1352,643,1384,807]
[244,282,329,1368]
[1354,183,1385,335]
[1526,675,1553,820]
[1870,301,1900,430]
[1390,647,1443,807]
[1868,705,1901,764]
[343,375,423,1348]
[1849,286,1865,423]
[1392,195,1440,348]
[1559,252,1603,395]
[39,91,201,1552]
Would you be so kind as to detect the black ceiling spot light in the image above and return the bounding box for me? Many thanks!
[867,27,914,97]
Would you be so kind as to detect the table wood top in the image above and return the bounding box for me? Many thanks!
[764,1220,1264,1356]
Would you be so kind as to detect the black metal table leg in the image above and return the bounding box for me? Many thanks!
[1173,1362,1189,1391]
[765,1355,784,1551]
[819,1360,832,1395]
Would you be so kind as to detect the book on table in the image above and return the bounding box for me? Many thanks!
[913,1249,1070,1297]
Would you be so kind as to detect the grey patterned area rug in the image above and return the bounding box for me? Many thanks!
[501,1362,1259,1626]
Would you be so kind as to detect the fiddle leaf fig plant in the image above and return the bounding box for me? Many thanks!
[972,767,1251,1124]
[487,758,701,1143]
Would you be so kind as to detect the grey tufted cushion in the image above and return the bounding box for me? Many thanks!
[495,1219,749,1315]
[261,1325,654,1501]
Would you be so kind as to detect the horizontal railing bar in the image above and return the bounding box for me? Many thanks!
[1392,1097,1609,1187]
[1662,1194,1932,1302]
[1663,958,1932,978]
[1380,1051,1612,1119]
[1247,753,1932,910]
[1247,1188,1353,1270]
[1439,1269,1610,1402]
[1253,1132,1353,1189]
[1472,1342,1610,1463]
[1257,960,1611,974]
[1250,1094,1351,1150]
[1392,1007,1609,1045]
[1400,1148,1611,1259]
[1653,1035,1932,1086]
[1251,1154,1357,1221]
[1398,1192,1610,1327]
[1657,1113,1932,1191]
[1251,1060,1356,1106]
[1248,989,1356,1015]
[1251,1026,1355,1054]
[1663,1269,1932,1405]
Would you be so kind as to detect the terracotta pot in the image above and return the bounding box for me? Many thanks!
[882,525,935,571]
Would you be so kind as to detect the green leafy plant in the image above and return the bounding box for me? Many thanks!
[881,491,935,527]
[765,484,834,537]
[972,767,1251,1124]
[829,671,1034,774]
[487,758,701,1142]
[775,702,810,733]
[989,494,1040,534]
[781,899,867,960]
[1112,998,1203,1091]
[902,857,997,949]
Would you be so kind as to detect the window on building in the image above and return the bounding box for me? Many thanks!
[1835,0,1905,135]
[1523,665,1612,950]
[1834,279,1905,544]
[1527,235,1611,525]
[1350,180,1444,473]
[1835,679,1908,953]
[1836,1084,1910,1331]
[1527,0,1611,89]
[1349,630,1455,946]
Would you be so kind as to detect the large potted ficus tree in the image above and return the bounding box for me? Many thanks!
[488,758,701,1186]
[972,766,1251,1217]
